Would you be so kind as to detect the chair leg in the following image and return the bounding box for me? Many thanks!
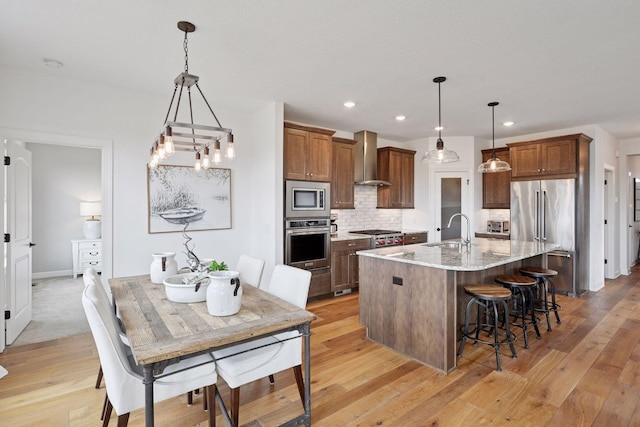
[293,365,305,407]
[269,374,275,384]
[102,397,113,427]
[231,387,240,427]
[206,384,216,427]
[100,392,108,421]
[203,386,208,410]
[117,413,130,427]
[95,365,103,389]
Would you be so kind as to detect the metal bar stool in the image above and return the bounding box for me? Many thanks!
[495,274,541,349]
[519,267,560,331]
[458,284,517,371]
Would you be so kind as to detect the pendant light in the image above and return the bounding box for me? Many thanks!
[421,76,459,163]
[478,102,511,173]
[149,21,235,170]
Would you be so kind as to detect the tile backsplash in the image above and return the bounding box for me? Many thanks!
[332,186,402,231]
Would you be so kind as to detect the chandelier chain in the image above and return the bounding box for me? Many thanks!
[183,31,189,73]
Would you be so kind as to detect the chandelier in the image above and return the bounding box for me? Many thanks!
[149,21,235,171]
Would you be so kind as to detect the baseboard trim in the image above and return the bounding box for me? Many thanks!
[32,270,73,280]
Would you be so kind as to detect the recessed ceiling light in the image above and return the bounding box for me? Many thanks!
[395,115,406,121]
[344,101,356,108]
[435,126,444,131]
[43,58,63,68]
[503,121,514,127]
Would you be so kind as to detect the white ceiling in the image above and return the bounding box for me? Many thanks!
[2,0,640,142]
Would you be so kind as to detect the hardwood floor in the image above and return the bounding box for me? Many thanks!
[1,266,640,426]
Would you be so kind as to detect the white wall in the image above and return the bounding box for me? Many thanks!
[0,65,278,281]
[26,143,101,275]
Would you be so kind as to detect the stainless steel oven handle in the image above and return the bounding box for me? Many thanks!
[286,227,331,235]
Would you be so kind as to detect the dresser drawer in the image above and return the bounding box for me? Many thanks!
[79,247,102,260]
[78,241,101,250]
[79,259,102,270]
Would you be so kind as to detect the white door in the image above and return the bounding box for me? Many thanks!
[433,171,470,242]
[5,141,33,344]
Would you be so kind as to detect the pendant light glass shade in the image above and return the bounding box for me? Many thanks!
[422,76,459,164]
[478,102,511,173]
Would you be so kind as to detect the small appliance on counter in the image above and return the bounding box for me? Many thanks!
[330,213,338,236]
[487,220,510,233]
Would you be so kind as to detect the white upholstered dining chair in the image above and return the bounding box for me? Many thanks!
[235,254,265,288]
[82,278,218,426]
[213,264,312,427]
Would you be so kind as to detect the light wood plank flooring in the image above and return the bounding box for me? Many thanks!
[1,266,639,426]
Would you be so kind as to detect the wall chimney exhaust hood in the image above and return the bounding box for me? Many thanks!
[353,130,392,186]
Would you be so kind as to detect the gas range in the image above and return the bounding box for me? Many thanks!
[349,229,404,248]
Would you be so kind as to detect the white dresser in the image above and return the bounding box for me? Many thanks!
[71,239,102,278]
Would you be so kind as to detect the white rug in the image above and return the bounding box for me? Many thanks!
[9,276,89,347]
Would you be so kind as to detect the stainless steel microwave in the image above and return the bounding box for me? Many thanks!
[285,180,330,218]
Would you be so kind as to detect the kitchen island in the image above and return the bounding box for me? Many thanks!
[357,238,558,374]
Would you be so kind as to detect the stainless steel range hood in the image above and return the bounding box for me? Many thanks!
[353,130,392,186]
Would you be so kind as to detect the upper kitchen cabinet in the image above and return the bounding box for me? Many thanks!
[377,146,416,208]
[331,137,356,209]
[508,134,592,181]
[481,147,511,209]
[284,122,335,182]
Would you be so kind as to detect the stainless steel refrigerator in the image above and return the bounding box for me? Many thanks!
[511,179,589,295]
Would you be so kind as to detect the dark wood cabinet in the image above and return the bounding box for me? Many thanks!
[376,147,416,208]
[508,135,589,181]
[403,232,428,245]
[331,238,371,292]
[284,122,334,182]
[481,147,511,209]
[331,137,356,209]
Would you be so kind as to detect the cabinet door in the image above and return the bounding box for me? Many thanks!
[307,132,332,182]
[388,150,404,207]
[331,140,355,208]
[331,249,350,291]
[482,148,511,209]
[284,128,308,181]
[510,144,541,179]
[541,139,576,177]
[350,251,360,287]
[400,152,414,208]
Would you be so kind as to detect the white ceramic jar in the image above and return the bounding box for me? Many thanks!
[150,252,178,284]
[206,271,242,316]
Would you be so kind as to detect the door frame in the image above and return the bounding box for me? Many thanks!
[430,169,472,242]
[604,166,616,279]
[0,127,113,353]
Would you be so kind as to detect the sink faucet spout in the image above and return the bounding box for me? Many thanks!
[446,213,471,244]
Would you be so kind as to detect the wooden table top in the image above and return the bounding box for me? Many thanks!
[109,275,317,366]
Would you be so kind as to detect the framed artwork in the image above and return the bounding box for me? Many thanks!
[147,165,231,234]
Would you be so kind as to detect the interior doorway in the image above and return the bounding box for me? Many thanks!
[432,170,470,242]
[1,128,113,353]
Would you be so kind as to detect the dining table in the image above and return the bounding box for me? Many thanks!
[109,274,317,427]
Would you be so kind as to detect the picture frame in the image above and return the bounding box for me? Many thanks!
[635,177,640,222]
[147,164,231,234]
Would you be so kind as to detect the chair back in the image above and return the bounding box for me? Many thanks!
[266,265,312,308]
[82,280,143,413]
[236,255,265,288]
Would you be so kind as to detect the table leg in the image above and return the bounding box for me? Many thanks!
[303,322,311,426]
[143,365,155,427]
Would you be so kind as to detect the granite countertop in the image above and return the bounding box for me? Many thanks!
[357,238,558,271]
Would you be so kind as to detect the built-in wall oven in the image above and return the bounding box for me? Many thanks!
[285,217,332,298]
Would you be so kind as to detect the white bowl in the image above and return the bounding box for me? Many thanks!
[163,272,209,303]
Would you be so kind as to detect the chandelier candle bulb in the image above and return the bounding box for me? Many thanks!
[202,146,210,169]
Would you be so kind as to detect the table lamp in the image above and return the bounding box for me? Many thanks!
[80,201,102,239]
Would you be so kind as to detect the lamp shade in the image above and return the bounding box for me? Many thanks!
[80,201,101,217]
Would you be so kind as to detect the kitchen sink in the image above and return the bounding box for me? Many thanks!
[424,241,465,249]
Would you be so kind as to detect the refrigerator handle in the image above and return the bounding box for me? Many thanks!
[535,189,540,240]
[542,190,547,241]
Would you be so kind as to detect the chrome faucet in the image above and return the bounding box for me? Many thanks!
[446,213,471,245]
